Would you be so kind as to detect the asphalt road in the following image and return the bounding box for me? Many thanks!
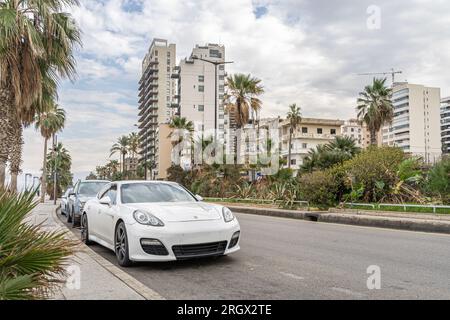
[58,211,450,299]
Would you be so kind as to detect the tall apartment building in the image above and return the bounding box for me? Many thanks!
[172,44,228,168]
[280,118,344,170]
[381,83,442,163]
[340,119,364,147]
[138,39,177,179]
[441,97,450,154]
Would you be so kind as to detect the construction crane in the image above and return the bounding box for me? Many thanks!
[357,68,403,85]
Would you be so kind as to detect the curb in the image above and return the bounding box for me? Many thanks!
[51,204,165,300]
[226,205,450,235]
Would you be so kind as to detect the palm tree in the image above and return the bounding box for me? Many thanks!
[0,189,77,299]
[326,136,361,159]
[357,78,393,145]
[286,104,302,169]
[110,136,129,174]
[224,74,264,162]
[45,143,73,199]
[127,132,140,159]
[0,0,81,188]
[169,116,194,166]
[35,104,66,203]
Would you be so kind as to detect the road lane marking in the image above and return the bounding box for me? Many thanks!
[279,272,304,280]
[331,287,366,298]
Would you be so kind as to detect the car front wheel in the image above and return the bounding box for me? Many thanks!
[115,222,132,267]
[81,214,93,245]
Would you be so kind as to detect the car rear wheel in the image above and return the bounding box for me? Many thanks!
[115,222,132,267]
[81,214,93,245]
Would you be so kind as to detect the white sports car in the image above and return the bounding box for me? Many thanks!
[81,181,240,266]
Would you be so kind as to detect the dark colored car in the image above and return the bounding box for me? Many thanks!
[67,180,110,227]
[60,187,73,216]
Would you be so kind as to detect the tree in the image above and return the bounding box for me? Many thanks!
[35,104,65,203]
[110,136,129,174]
[0,0,81,188]
[127,132,139,160]
[357,78,393,145]
[45,142,73,199]
[286,104,302,169]
[325,136,361,163]
[224,74,264,163]
[169,116,194,167]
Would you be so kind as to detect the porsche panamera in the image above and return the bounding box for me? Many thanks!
[81,181,240,266]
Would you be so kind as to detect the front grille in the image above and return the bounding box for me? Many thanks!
[172,241,227,259]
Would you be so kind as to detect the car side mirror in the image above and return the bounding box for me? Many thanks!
[195,194,203,201]
[99,196,111,206]
[69,192,76,197]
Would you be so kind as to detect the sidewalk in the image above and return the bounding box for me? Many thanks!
[27,201,162,300]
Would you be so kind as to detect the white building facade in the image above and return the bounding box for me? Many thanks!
[381,83,442,163]
[441,96,450,155]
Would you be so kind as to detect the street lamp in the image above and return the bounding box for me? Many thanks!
[191,55,233,141]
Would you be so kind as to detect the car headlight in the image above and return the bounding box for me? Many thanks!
[133,210,164,226]
[222,207,234,222]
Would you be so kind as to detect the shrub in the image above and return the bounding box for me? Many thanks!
[298,170,338,208]
[0,189,77,299]
[341,146,405,202]
[426,157,450,204]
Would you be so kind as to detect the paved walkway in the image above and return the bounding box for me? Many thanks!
[27,201,146,300]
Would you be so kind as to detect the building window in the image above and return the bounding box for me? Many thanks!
[198,75,204,82]
[302,127,308,133]
[155,50,158,56]
[198,85,204,92]
[219,65,225,70]
[219,75,224,80]
[210,49,222,58]
[198,105,204,112]
[302,143,307,149]
[331,129,336,135]
[317,128,323,134]
[351,128,354,132]
[290,159,296,165]
[167,52,170,57]
[219,85,224,92]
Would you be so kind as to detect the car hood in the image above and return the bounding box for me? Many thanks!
[126,202,222,222]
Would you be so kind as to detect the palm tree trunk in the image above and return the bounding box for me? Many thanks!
[0,85,14,189]
[40,138,48,203]
[370,127,377,146]
[288,128,292,169]
[9,123,23,192]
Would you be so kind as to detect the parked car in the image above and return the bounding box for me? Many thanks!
[81,181,241,266]
[60,187,73,216]
[67,180,110,228]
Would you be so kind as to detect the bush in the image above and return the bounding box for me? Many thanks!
[426,157,450,204]
[298,170,338,208]
[0,189,77,299]
[341,146,405,202]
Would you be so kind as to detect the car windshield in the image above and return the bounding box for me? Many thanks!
[121,183,196,204]
[78,182,108,197]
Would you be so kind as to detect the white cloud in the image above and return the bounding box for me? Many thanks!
[20,0,450,176]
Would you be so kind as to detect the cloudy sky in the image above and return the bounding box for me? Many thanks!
[19,0,450,183]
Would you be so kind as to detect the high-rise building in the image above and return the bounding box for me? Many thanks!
[381,83,442,163]
[138,39,177,179]
[172,43,227,168]
[441,96,450,154]
[175,44,226,139]
[340,119,364,147]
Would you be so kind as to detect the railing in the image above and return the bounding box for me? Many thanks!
[340,202,450,214]
[204,197,309,208]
